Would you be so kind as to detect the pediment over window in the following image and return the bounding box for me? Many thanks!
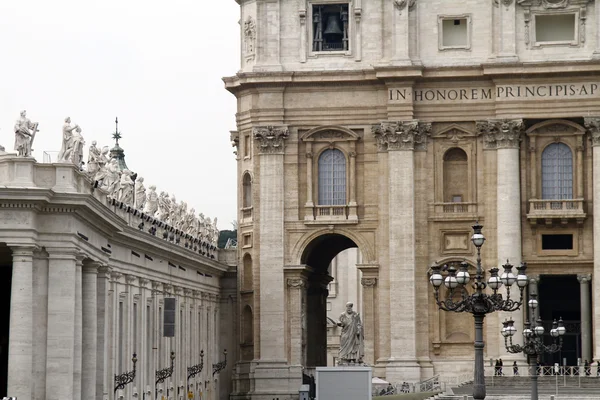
[433,124,476,143]
[526,119,585,136]
[301,126,360,142]
[517,0,592,9]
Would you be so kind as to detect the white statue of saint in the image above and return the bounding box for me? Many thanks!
[71,126,85,166]
[13,110,38,157]
[337,302,364,364]
[117,170,134,204]
[155,191,171,222]
[185,208,197,236]
[134,176,146,210]
[143,185,158,215]
[87,141,101,176]
[58,117,80,162]
[99,159,120,194]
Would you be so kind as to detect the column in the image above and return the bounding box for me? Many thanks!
[528,276,540,323]
[33,249,49,400]
[372,120,430,382]
[480,119,525,359]
[358,264,379,366]
[584,117,600,361]
[496,0,518,60]
[254,126,289,361]
[138,279,149,400]
[284,266,311,365]
[96,265,110,400]
[304,146,314,221]
[109,271,122,400]
[578,274,592,362]
[82,261,99,400]
[576,135,584,199]
[529,137,537,199]
[7,245,35,400]
[46,247,78,400]
[391,0,410,63]
[74,255,84,400]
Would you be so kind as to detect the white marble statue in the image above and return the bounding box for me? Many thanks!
[143,185,158,215]
[155,191,171,222]
[134,176,146,210]
[71,126,85,166]
[169,195,179,226]
[58,117,80,162]
[94,146,110,180]
[99,159,120,194]
[117,170,134,204]
[87,141,101,176]
[337,302,364,364]
[13,110,39,157]
[185,208,197,236]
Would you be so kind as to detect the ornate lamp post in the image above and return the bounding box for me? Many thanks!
[429,222,528,400]
[155,351,176,399]
[114,353,138,394]
[187,350,205,392]
[212,349,228,376]
[502,293,566,400]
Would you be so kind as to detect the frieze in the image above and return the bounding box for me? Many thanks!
[253,126,289,154]
[477,119,524,149]
[372,120,431,151]
[584,117,600,146]
[517,0,591,9]
[243,16,256,62]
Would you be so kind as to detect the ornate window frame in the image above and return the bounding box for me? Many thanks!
[437,14,472,51]
[302,0,356,60]
[300,126,360,224]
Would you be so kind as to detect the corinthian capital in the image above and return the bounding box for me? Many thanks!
[253,126,289,154]
[584,117,600,147]
[477,119,523,149]
[393,0,416,11]
[372,120,431,151]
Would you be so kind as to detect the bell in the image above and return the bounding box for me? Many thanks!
[323,15,343,38]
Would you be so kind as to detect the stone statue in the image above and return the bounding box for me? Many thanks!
[13,110,39,157]
[155,191,172,222]
[185,208,197,236]
[99,159,121,194]
[71,126,85,167]
[337,302,364,364]
[134,176,146,210]
[143,185,158,215]
[58,117,80,162]
[87,141,101,176]
[117,169,134,205]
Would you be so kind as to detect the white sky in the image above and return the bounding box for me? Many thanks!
[0,0,241,231]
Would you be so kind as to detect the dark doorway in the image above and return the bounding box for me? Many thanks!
[0,259,12,397]
[301,234,358,367]
[538,275,581,366]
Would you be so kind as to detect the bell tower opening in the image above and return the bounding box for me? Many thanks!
[300,233,359,368]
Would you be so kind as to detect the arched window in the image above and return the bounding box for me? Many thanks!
[243,254,253,290]
[242,305,254,345]
[242,173,252,208]
[542,143,573,199]
[443,147,468,202]
[318,149,346,205]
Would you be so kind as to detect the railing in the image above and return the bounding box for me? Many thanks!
[430,202,477,217]
[314,205,348,219]
[417,375,442,392]
[485,364,600,377]
[528,199,585,215]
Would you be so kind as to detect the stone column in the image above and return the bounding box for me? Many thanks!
[584,117,600,361]
[348,147,358,220]
[33,249,49,400]
[82,261,99,400]
[479,119,525,359]
[74,255,84,400]
[254,126,289,362]
[372,121,431,382]
[46,247,78,400]
[529,137,537,199]
[109,271,122,400]
[284,266,311,365]
[576,135,584,199]
[96,265,110,400]
[578,274,592,362]
[7,245,35,400]
[358,263,379,366]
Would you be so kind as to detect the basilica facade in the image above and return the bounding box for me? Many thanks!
[226,0,600,399]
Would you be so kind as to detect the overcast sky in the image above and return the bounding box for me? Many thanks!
[0,0,240,231]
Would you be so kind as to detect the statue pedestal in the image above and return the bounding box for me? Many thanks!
[316,366,372,400]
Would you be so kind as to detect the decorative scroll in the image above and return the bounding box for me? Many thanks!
[372,120,432,151]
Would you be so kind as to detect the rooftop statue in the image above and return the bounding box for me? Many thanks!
[135,176,146,210]
[143,185,158,216]
[87,141,101,176]
[14,110,39,157]
[117,169,135,205]
[58,117,81,163]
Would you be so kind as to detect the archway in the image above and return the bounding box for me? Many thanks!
[300,233,359,368]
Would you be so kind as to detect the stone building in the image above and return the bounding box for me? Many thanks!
[225,0,600,399]
[0,147,236,400]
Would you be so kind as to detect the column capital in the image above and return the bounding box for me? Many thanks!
[253,126,289,154]
[110,271,123,283]
[361,278,378,287]
[139,277,150,287]
[372,120,431,152]
[82,261,100,274]
[477,119,524,149]
[577,274,592,283]
[97,265,111,278]
[287,278,306,288]
[9,245,37,258]
[528,275,540,284]
[125,274,137,285]
[393,0,417,11]
[584,117,600,146]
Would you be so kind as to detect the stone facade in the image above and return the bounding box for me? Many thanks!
[226,0,600,399]
[0,154,236,400]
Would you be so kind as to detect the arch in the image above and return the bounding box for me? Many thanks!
[442,147,469,202]
[242,172,252,208]
[526,119,586,135]
[318,149,347,206]
[541,142,573,200]
[242,253,253,290]
[291,227,375,267]
[300,125,361,142]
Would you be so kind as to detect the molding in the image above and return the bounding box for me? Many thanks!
[253,126,289,154]
[476,119,524,149]
[372,120,432,151]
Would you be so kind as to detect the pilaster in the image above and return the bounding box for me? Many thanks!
[96,265,111,400]
[32,249,49,400]
[284,265,312,366]
[494,0,518,60]
[578,274,592,362]
[82,261,99,400]
[391,0,414,64]
[74,254,84,400]
[357,263,379,366]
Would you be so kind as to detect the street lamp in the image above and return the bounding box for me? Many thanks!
[429,222,528,400]
[502,293,566,400]
[156,351,176,399]
[212,349,228,376]
[114,353,138,394]
[187,350,205,392]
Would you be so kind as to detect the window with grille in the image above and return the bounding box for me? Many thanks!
[312,4,349,52]
[318,149,346,205]
[541,143,573,200]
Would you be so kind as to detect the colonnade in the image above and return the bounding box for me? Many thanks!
[5,245,222,400]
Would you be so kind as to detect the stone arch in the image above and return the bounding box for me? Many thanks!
[526,119,585,135]
[300,125,361,142]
